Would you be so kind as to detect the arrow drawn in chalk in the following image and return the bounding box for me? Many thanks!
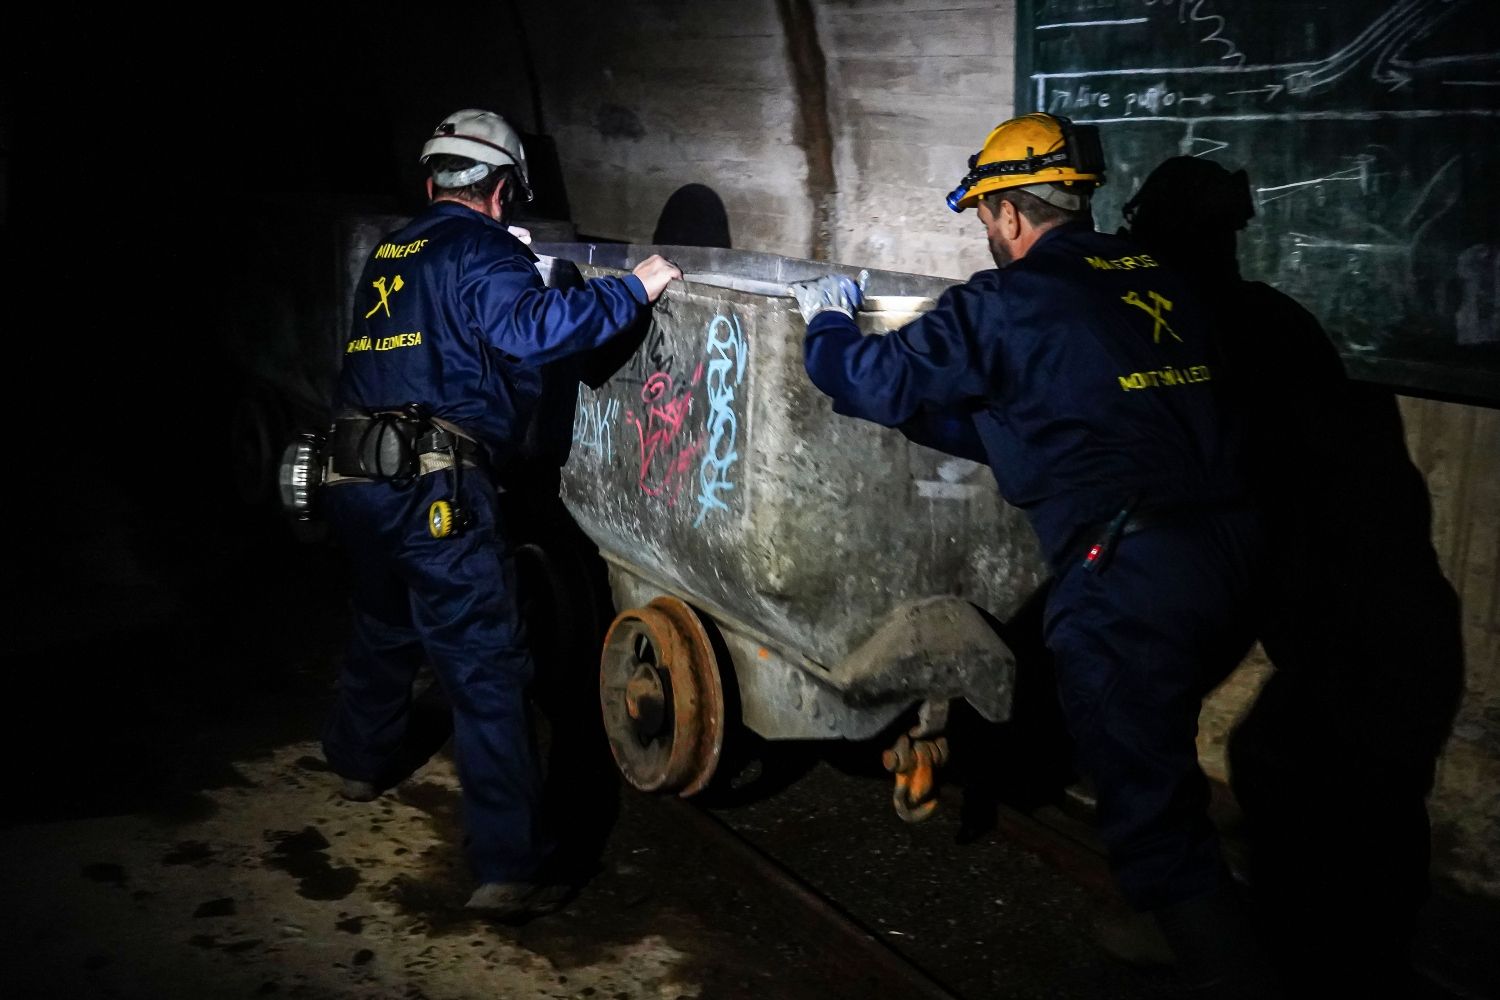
[1180,124,1229,157]
[1256,157,1375,205]
[1285,0,1464,96]
[1228,84,1286,102]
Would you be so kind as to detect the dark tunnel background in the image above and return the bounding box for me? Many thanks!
[1,5,570,786]
[8,4,550,435]
[6,6,592,503]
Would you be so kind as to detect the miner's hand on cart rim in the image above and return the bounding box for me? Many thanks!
[789,272,865,325]
[632,255,683,303]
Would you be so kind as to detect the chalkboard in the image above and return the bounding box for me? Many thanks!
[1017,0,1500,405]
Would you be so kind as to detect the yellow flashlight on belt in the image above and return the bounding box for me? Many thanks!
[428,499,457,539]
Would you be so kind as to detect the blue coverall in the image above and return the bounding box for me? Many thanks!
[805,222,1262,910]
[324,201,647,884]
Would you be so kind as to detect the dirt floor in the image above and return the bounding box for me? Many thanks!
[0,488,864,1000]
[5,483,1497,1000]
[0,739,900,1000]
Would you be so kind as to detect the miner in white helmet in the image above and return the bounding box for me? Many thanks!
[319,108,680,919]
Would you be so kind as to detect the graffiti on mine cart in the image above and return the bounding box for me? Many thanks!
[629,325,678,382]
[694,312,747,527]
[572,396,620,462]
[624,366,704,505]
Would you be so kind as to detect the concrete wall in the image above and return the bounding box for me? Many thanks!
[819,0,1011,278]
[526,0,1006,278]
[524,2,814,257]
[1370,399,1499,897]
[517,0,1500,898]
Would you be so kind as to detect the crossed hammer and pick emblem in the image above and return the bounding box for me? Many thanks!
[1120,289,1181,344]
[365,275,405,319]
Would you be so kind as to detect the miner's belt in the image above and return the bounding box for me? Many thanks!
[327,416,486,483]
[1113,498,1252,537]
[324,452,483,486]
[1059,498,1252,574]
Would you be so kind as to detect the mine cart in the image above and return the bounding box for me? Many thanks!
[533,244,1049,819]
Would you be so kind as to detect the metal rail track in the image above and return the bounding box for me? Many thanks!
[663,796,967,1000]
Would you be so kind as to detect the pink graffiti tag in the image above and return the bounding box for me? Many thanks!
[623,363,705,505]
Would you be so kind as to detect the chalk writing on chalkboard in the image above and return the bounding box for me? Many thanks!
[1020,0,1500,403]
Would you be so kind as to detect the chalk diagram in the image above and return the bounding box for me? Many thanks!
[1030,0,1500,375]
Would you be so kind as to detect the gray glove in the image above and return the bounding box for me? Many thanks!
[790,273,864,323]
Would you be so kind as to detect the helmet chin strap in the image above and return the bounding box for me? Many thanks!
[430,161,494,188]
[1015,182,1090,212]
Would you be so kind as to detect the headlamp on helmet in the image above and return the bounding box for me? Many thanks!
[420,108,533,202]
[945,113,1105,213]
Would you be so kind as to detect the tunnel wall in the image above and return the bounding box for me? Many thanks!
[512,0,1500,899]
[1395,398,1500,897]
[522,0,1004,277]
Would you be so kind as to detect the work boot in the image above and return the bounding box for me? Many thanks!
[464,880,575,922]
[1151,883,1284,998]
[339,778,379,802]
[1094,904,1176,968]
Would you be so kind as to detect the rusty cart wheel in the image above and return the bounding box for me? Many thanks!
[600,596,725,796]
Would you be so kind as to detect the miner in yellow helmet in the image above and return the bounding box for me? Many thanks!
[794,113,1277,996]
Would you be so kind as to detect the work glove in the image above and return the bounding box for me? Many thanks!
[790,273,863,323]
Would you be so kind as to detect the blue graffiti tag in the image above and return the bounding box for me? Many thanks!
[694,313,747,527]
[572,395,620,462]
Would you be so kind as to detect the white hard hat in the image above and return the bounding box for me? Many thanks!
[420,109,532,201]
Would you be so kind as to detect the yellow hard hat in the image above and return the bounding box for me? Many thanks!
[946,112,1105,213]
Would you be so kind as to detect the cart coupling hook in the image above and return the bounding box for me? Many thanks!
[883,733,949,823]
